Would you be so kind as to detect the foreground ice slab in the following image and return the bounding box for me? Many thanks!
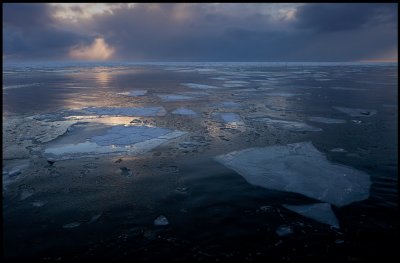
[215,142,371,207]
[283,203,340,228]
[172,107,198,116]
[44,125,186,160]
[182,83,220,89]
[251,117,322,132]
[308,117,346,124]
[84,107,166,117]
[333,107,377,117]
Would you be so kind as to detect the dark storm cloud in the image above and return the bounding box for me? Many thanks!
[295,3,397,32]
[3,3,398,61]
[3,3,91,60]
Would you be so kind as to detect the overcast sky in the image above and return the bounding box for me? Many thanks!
[3,3,398,62]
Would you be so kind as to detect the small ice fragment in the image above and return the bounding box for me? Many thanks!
[32,201,47,207]
[172,108,197,116]
[88,214,102,224]
[257,205,273,213]
[62,222,81,229]
[283,203,340,229]
[308,117,346,124]
[154,215,169,226]
[276,226,293,237]
[330,148,347,153]
[351,120,362,124]
[335,239,345,244]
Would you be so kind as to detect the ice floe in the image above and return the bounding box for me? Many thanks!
[215,141,371,207]
[333,107,377,117]
[157,94,196,102]
[172,107,198,116]
[308,117,346,124]
[118,90,147,97]
[250,117,322,132]
[283,203,340,228]
[44,125,186,160]
[182,83,220,89]
[84,106,167,117]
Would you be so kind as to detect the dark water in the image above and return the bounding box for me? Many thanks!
[2,62,398,262]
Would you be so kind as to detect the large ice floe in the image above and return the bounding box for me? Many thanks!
[84,106,166,117]
[283,203,340,228]
[250,117,322,132]
[333,107,377,117]
[215,142,371,207]
[44,125,186,160]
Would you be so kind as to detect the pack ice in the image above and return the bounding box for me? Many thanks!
[215,142,371,207]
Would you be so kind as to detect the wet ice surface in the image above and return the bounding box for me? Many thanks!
[215,142,371,207]
[3,62,398,261]
[283,203,340,228]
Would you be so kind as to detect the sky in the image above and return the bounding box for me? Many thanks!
[3,3,398,62]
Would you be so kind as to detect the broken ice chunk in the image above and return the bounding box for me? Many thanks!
[308,117,346,124]
[154,215,169,226]
[251,117,322,132]
[182,83,220,89]
[333,107,377,117]
[215,142,371,207]
[172,107,198,116]
[276,225,293,237]
[283,203,340,229]
[84,106,166,117]
[31,200,47,207]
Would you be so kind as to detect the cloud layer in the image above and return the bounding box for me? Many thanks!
[3,3,398,62]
